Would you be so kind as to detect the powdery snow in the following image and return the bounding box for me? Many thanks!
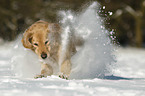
[113,47,145,78]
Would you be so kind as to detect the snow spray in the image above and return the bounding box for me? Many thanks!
[59,2,115,79]
[11,35,41,78]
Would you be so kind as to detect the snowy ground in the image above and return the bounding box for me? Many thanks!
[0,42,145,96]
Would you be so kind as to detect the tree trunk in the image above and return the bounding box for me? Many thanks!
[135,17,142,47]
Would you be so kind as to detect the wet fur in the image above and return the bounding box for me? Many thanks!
[21,20,77,79]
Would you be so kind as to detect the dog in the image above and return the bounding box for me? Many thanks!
[22,20,83,79]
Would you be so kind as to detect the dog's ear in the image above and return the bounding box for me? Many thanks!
[48,23,61,33]
[21,31,33,49]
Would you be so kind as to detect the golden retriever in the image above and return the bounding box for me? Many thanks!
[21,20,80,79]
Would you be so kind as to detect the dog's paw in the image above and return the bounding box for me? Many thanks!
[59,74,69,80]
[34,74,45,79]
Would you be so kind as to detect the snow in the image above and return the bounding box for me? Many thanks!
[0,42,145,96]
[113,47,145,78]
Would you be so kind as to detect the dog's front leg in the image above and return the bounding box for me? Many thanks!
[59,59,71,79]
[35,63,53,79]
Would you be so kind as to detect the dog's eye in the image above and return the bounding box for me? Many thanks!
[45,41,49,45]
[34,43,38,46]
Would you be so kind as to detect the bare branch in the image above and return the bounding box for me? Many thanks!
[124,6,137,18]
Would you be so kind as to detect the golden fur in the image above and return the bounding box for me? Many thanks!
[22,20,78,79]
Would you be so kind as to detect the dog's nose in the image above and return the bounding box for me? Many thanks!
[41,52,47,59]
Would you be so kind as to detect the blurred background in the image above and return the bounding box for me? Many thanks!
[0,0,145,47]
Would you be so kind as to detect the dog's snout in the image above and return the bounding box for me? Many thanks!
[41,52,47,59]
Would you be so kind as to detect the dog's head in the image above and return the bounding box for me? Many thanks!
[22,20,60,59]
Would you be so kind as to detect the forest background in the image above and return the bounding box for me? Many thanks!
[0,0,145,47]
